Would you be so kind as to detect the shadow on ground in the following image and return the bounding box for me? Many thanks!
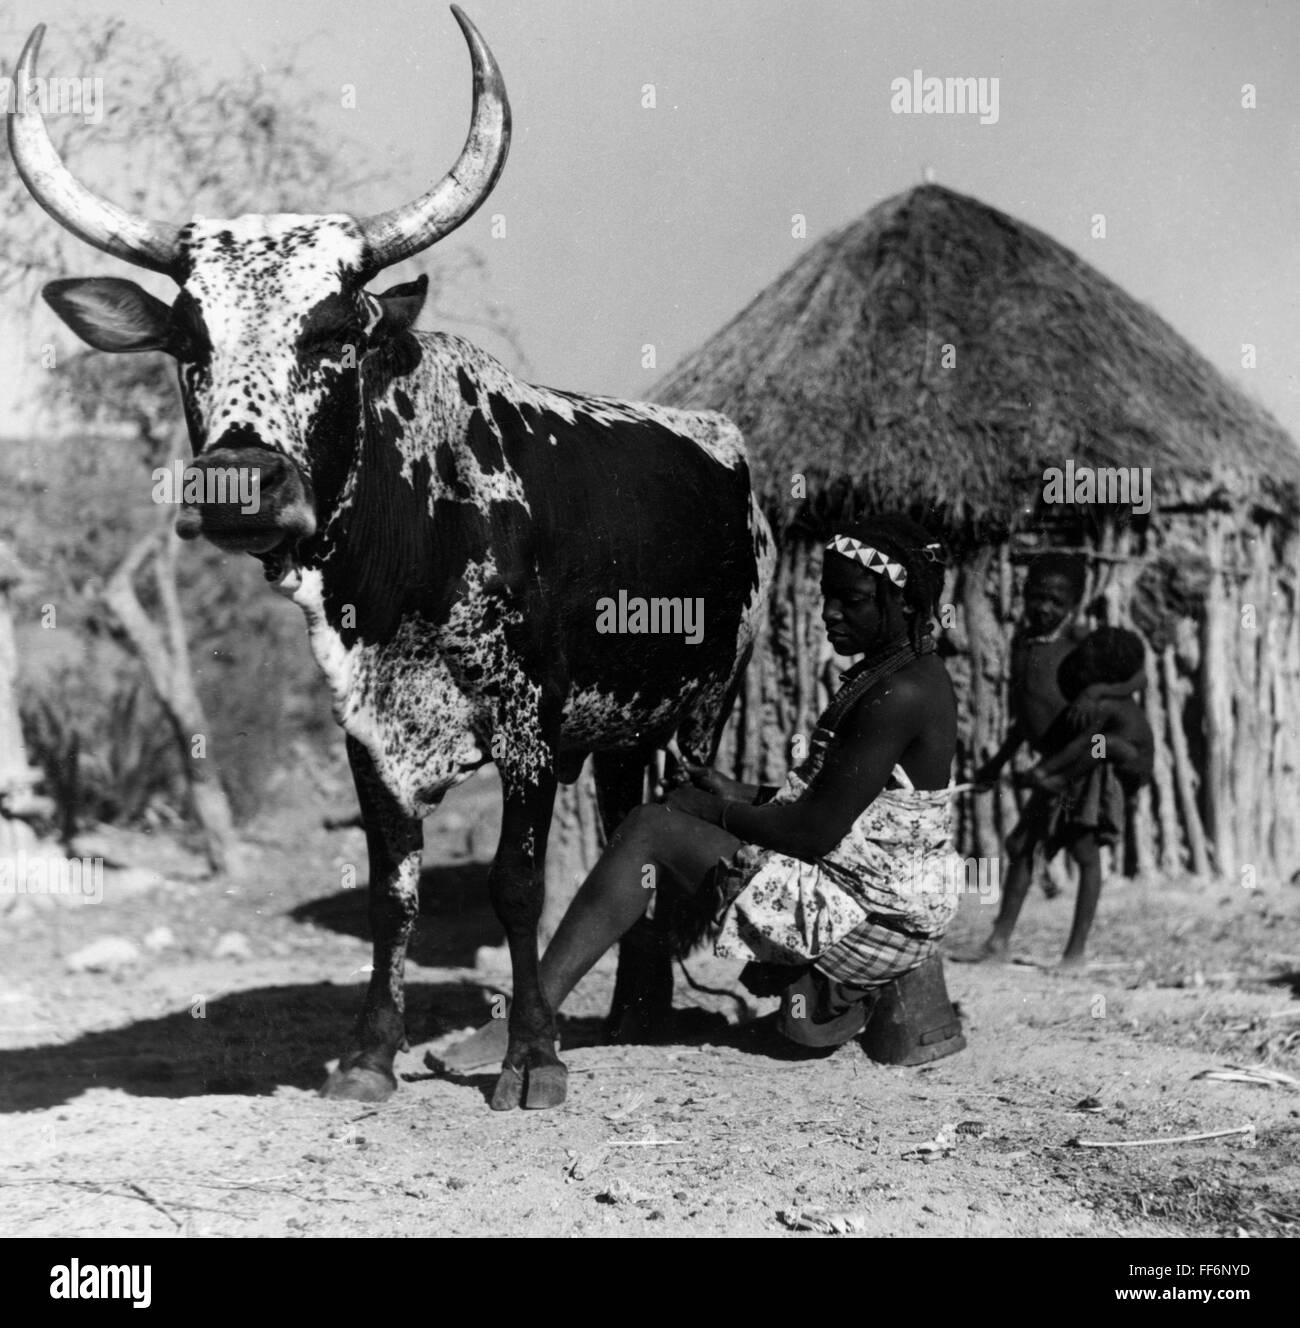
[292,861,504,969]
[0,979,759,1114]
[0,857,795,1113]
[1266,969,1300,997]
[0,978,511,1113]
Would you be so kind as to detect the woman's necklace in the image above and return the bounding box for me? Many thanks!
[794,633,935,782]
[821,634,935,732]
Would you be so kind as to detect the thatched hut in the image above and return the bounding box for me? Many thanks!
[646,183,1300,886]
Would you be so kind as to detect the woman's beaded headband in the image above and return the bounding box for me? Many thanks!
[825,535,908,587]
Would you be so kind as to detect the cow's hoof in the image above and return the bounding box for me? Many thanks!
[489,1058,568,1111]
[320,1064,396,1102]
[524,1063,567,1110]
[489,1063,525,1111]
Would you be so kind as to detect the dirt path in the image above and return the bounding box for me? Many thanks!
[2,776,1297,1238]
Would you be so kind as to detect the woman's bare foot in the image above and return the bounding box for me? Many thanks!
[948,934,1011,964]
[603,997,676,1045]
[603,944,675,1043]
[430,1017,511,1074]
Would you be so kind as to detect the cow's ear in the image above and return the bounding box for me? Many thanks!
[371,273,429,340]
[43,277,174,354]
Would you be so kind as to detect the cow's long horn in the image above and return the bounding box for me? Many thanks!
[7,25,182,274]
[357,6,510,276]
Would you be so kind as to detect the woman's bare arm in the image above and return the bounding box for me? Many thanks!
[668,672,927,861]
[679,764,765,802]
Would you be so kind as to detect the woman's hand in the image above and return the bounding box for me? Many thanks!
[663,784,724,823]
[680,762,747,800]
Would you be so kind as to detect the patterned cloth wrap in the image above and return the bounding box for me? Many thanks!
[706,637,959,990]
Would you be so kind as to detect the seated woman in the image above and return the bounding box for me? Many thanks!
[438,514,960,1078]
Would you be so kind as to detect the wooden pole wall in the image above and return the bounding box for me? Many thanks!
[544,508,1300,902]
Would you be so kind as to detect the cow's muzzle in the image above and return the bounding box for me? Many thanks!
[175,446,316,554]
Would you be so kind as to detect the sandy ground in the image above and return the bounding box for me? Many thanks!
[1,769,1297,1239]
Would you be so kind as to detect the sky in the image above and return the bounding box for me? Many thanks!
[1,0,1297,442]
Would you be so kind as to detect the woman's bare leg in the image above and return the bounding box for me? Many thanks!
[438,804,739,1071]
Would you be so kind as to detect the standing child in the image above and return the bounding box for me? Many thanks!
[1005,627,1154,965]
[974,553,1143,965]
[982,613,1152,966]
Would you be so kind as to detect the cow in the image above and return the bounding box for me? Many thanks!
[10,8,775,1110]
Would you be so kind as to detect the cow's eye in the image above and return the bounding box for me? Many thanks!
[302,329,361,358]
[174,331,209,364]
[169,294,210,362]
[169,319,208,363]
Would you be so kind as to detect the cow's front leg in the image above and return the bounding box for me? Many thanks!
[489,764,565,1110]
[321,735,423,1103]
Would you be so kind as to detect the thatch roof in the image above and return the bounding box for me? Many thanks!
[653,184,1300,538]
